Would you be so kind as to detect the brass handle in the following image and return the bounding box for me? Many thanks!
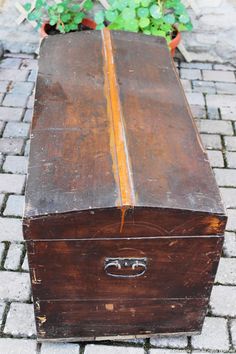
[104,257,147,278]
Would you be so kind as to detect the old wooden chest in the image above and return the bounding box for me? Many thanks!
[24,29,227,342]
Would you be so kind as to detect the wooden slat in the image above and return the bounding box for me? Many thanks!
[102,28,135,230]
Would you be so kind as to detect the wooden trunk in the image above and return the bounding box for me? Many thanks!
[23,29,227,342]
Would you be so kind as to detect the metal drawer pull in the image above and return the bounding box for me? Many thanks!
[104,258,147,278]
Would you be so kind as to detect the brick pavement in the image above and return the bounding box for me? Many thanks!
[0,54,235,353]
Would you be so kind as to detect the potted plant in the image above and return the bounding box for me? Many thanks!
[24,0,96,37]
[94,0,193,56]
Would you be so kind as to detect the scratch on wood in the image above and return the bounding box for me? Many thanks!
[37,315,47,325]
[105,303,114,311]
[35,300,40,311]
[32,268,42,284]
[102,28,135,232]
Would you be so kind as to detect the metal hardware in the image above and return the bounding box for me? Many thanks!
[104,257,147,278]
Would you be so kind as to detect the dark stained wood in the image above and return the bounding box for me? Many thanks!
[26,30,119,217]
[35,298,208,340]
[24,30,226,231]
[24,207,226,240]
[112,31,224,213]
[28,237,223,301]
[23,29,227,341]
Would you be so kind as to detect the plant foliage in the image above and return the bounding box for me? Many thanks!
[94,0,192,42]
[24,0,94,33]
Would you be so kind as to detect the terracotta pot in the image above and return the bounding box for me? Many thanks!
[169,30,181,57]
[40,18,96,38]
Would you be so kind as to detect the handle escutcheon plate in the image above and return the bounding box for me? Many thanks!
[104,257,147,278]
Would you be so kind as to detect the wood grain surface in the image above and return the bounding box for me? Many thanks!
[23,29,227,340]
[28,236,223,301]
[35,298,208,340]
[24,30,226,238]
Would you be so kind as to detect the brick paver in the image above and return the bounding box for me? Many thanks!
[3,155,28,174]
[191,317,229,351]
[220,187,236,208]
[4,303,36,337]
[41,342,80,353]
[4,242,24,270]
[223,231,236,257]
[207,150,224,167]
[0,339,37,354]
[0,173,25,193]
[224,136,236,151]
[0,217,23,241]
[180,68,202,80]
[221,106,236,120]
[0,271,31,301]
[150,335,187,349]
[3,122,30,137]
[3,195,25,217]
[210,285,236,317]
[0,107,24,121]
[0,54,235,354]
[85,346,144,354]
[200,134,222,149]
[203,69,236,82]
[231,319,236,349]
[0,137,24,154]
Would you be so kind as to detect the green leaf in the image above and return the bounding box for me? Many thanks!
[61,13,71,22]
[94,11,105,24]
[35,0,44,9]
[175,3,185,15]
[149,4,161,19]
[185,22,193,31]
[83,0,94,11]
[121,8,135,20]
[108,16,124,29]
[160,23,172,32]
[57,24,65,33]
[178,23,187,31]
[110,0,119,10]
[49,15,58,26]
[141,0,151,7]
[166,35,171,43]
[139,17,150,28]
[71,4,80,11]
[105,10,118,22]
[137,7,149,18]
[155,30,166,37]
[164,14,175,24]
[123,18,139,32]
[23,3,31,11]
[117,0,129,11]
[64,24,71,32]
[179,13,189,24]
[143,29,151,35]
[57,4,65,13]
[28,10,40,21]
[151,26,160,36]
[128,0,139,9]
[96,23,105,30]
[74,13,85,24]
[69,23,78,31]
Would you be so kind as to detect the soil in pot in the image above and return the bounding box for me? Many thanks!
[41,19,96,37]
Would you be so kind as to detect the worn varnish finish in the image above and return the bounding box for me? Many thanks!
[24,29,227,341]
[28,237,223,301]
